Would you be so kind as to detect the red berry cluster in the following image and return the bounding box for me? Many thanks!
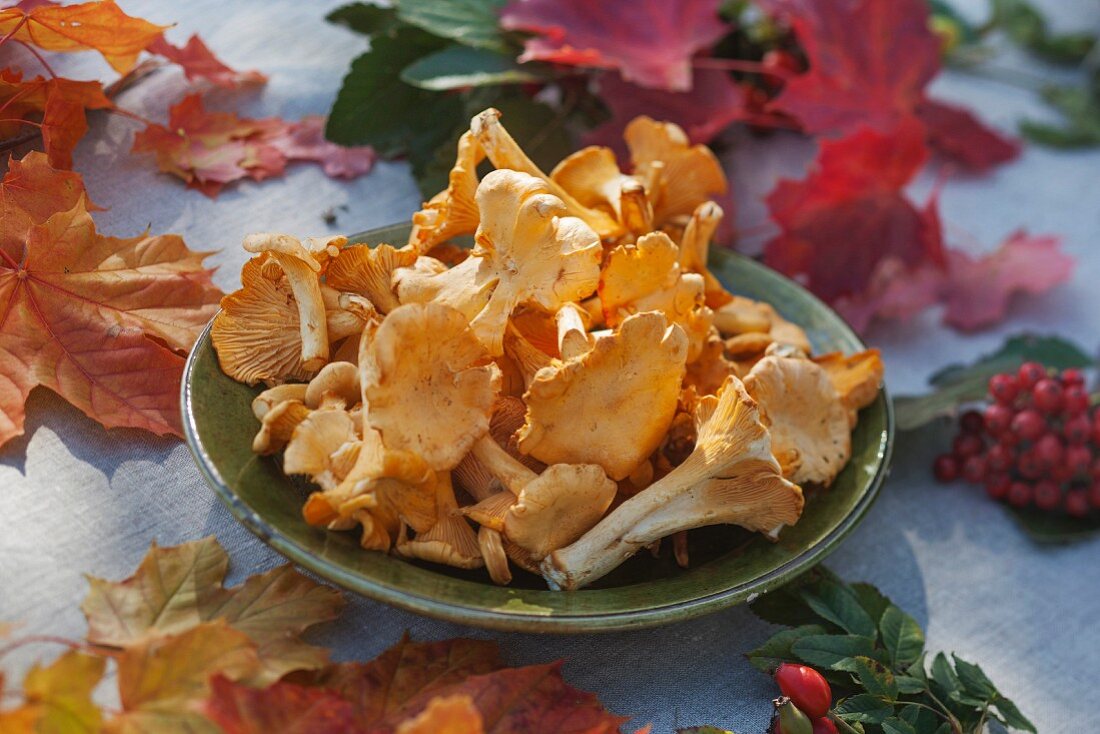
[933,362,1100,517]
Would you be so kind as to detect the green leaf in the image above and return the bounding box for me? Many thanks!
[899,704,942,734]
[326,28,463,156]
[850,582,892,628]
[746,624,828,673]
[1021,84,1100,149]
[1008,504,1100,543]
[800,582,877,638]
[749,567,846,627]
[894,675,926,694]
[951,655,996,699]
[991,0,1096,63]
[993,694,1038,733]
[401,45,540,90]
[326,2,400,36]
[879,606,925,668]
[835,694,894,724]
[396,0,509,52]
[881,717,918,734]
[893,334,1093,430]
[835,656,898,700]
[791,635,879,669]
[929,653,960,695]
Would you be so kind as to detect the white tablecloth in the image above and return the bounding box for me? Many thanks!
[2,1,1098,731]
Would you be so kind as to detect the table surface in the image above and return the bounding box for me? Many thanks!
[2,1,1098,731]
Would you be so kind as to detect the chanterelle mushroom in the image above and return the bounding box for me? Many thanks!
[408,131,484,252]
[283,409,361,491]
[463,169,603,356]
[471,108,623,240]
[813,350,885,427]
[326,243,418,315]
[542,376,804,590]
[361,302,501,471]
[517,311,688,481]
[397,471,483,570]
[678,201,732,308]
[550,146,652,236]
[744,354,851,486]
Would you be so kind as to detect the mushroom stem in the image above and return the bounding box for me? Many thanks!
[619,179,653,235]
[470,434,537,495]
[555,303,590,361]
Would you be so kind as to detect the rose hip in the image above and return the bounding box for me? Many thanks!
[1064,415,1091,444]
[1065,445,1092,477]
[1034,434,1065,467]
[961,454,987,484]
[985,444,1014,473]
[959,409,984,433]
[1016,449,1042,479]
[953,433,984,459]
[985,473,1011,500]
[775,663,831,719]
[1063,385,1090,415]
[1061,368,1086,387]
[1089,481,1100,510]
[811,718,839,734]
[1032,378,1064,413]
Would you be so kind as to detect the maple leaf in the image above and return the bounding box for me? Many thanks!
[204,675,360,734]
[832,258,945,333]
[148,34,268,89]
[760,0,941,135]
[82,536,344,683]
[132,94,375,197]
[0,650,105,733]
[585,69,748,155]
[762,118,944,303]
[500,0,727,92]
[0,69,112,169]
[395,695,483,734]
[943,231,1073,331]
[916,97,1021,172]
[109,620,261,734]
[0,0,167,73]
[296,635,503,728]
[0,153,221,448]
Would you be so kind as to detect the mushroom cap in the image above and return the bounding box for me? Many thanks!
[813,349,884,425]
[362,302,501,471]
[684,333,736,396]
[624,116,728,225]
[713,296,813,355]
[213,257,319,385]
[550,146,651,234]
[326,244,418,314]
[744,355,851,486]
[517,311,689,481]
[504,464,617,559]
[396,472,484,570]
[467,169,603,356]
[304,361,360,409]
[283,409,361,490]
[395,254,496,326]
[252,383,308,420]
[409,131,484,253]
[251,399,310,455]
[470,107,623,239]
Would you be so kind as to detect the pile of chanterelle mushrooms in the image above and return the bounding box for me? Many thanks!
[211,108,884,590]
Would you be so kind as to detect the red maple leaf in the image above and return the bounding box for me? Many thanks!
[205,676,360,734]
[760,0,941,135]
[584,69,747,155]
[763,117,944,303]
[148,34,267,89]
[943,231,1073,330]
[500,0,727,91]
[0,70,112,169]
[916,98,1021,172]
[833,259,945,333]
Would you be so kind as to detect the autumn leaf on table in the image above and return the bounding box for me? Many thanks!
[0,0,167,73]
[0,70,112,169]
[0,650,105,733]
[758,0,941,135]
[0,152,221,449]
[917,98,1021,172]
[83,535,344,682]
[763,117,943,305]
[132,94,375,197]
[204,675,361,734]
[148,33,268,89]
[500,0,727,92]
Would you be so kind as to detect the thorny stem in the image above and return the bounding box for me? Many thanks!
[15,39,56,78]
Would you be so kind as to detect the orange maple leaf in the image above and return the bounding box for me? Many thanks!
[0,69,112,169]
[0,0,168,73]
[0,152,222,448]
[148,33,267,89]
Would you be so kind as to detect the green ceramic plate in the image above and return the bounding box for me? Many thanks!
[182,223,893,633]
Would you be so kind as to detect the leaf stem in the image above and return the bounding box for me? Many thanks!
[0,15,28,51]
[0,635,84,659]
[15,39,56,78]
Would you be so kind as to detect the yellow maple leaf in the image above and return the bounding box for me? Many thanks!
[0,650,104,733]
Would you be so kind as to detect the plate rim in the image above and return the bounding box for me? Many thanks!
[181,229,895,633]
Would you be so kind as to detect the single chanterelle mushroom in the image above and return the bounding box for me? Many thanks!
[326,243,418,315]
[460,169,603,356]
[397,471,483,570]
[471,108,623,240]
[623,116,728,226]
[304,361,360,410]
[283,409,361,491]
[252,398,310,455]
[252,383,308,420]
[813,350,885,427]
[517,311,688,481]
[598,231,713,362]
[408,131,484,252]
[465,435,617,560]
[542,376,804,590]
[743,354,851,486]
[679,201,733,308]
[550,146,653,236]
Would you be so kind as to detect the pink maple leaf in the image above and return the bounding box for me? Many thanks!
[916,97,1021,172]
[500,0,727,91]
[943,231,1074,330]
[759,0,941,135]
[270,116,376,179]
